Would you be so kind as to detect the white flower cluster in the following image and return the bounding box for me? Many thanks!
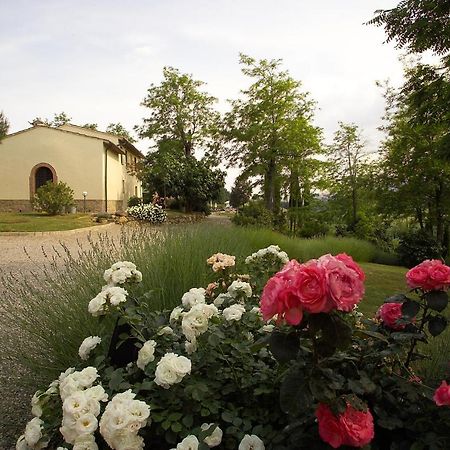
[59,367,108,449]
[154,352,192,389]
[206,253,236,272]
[137,340,157,370]
[181,287,206,309]
[78,336,102,360]
[16,418,45,450]
[245,245,289,266]
[104,261,143,286]
[222,304,246,322]
[126,203,167,224]
[88,286,128,316]
[182,303,219,341]
[227,280,252,299]
[99,390,150,450]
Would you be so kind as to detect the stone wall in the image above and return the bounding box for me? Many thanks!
[0,199,123,213]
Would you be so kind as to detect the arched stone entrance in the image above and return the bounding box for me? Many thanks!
[29,163,58,198]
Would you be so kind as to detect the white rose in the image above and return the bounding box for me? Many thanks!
[16,435,28,450]
[31,391,43,417]
[88,294,107,316]
[85,385,108,403]
[262,324,274,332]
[185,338,198,355]
[133,270,143,282]
[24,417,43,446]
[75,413,98,435]
[128,400,151,423]
[105,286,128,306]
[238,435,265,450]
[213,293,232,307]
[170,306,184,323]
[158,326,174,335]
[73,433,98,450]
[111,268,129,284]
[223,304,246,321]
[63,391,88,416]
[79,336,102,360]
[173,435,199,450]
[155,353,191,388]
[137,340,157,370]
[59,367,76,383]
[181,288,206,309]
[78,367,99,388]
[201,423,223,447]
[182,308,209,341]
[250,306,261,314]
[227,280,252,299]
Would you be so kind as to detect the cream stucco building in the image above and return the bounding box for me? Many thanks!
[0,123,144,212]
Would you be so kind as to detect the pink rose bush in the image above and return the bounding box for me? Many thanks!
[260,253,365,325]
[433,381,450,406]
[406,259,450,291]
[316,403,374,448]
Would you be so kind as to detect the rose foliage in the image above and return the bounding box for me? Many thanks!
[16,248,450,449]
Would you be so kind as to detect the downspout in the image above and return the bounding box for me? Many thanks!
[104,145,108,212]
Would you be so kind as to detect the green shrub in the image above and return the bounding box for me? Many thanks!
[232,200,273,227]
[127,196,142,207]
[397,229,444,268]
[32,181,74,215]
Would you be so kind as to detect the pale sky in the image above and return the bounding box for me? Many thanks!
[0,0,404,188]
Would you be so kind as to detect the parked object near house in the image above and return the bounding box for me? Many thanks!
[0,123,144,212]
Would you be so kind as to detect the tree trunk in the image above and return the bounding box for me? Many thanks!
[264,159,276,211]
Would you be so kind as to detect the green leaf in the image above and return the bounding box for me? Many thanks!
[207,332,221,347]
[356,330,389,343]
[385,294,409,303]
[424,291,448,312]
[221,411,234,423]
[428,316,447,337]
[171,422,182,433]
[401,300,420,318]
[280,366,313,415]
[268,331,299,363]
[182,415,194,428]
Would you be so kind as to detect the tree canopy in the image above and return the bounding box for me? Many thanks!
[223,54,321,212]
[0,111,9,142]
[368,0,450,56]
[136,67,219,157]
[106,123,136,143]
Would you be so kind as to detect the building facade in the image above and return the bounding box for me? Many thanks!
[0,123,144,213]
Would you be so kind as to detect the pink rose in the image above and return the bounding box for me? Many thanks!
[336,253,366,282]
[340,404,375,447]
[316,403,374,448]
[295,262,332,313]
[316,403,344,448]
[318,255,365,312]
[376,302,405,330]
[260,275,303,325]
[428,261,450,290]
[406,259,450,291]
[433,380,450,406]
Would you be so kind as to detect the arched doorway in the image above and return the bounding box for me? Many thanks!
[35,166,53,189]
[29,163,58,198]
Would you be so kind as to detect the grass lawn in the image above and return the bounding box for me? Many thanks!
[0,212,99,232]
[359,262,408,315]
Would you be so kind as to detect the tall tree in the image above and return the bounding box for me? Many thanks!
[368,0,450,56]
[230,175,252,208]
[106,123,136,143]
[136,67,219,157]
[0,111,9,142]
[82,123,98,130]
[326,123,367,226]
[377,62,450,248]
[223,54,320,212]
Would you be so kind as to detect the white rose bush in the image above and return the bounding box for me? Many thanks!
[16,247,450,449]
[126,203,167,224]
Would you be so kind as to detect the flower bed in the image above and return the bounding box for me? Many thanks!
[16,247,450,449]
[126,204,167,224]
